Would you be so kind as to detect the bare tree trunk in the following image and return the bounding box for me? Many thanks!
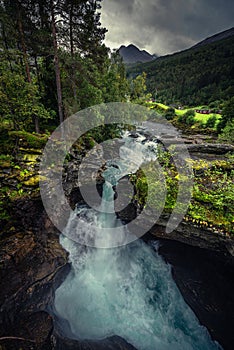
[69,3,74,57]
[51,2,64,125]
[18,12,31,84]
[34,55,40,86]
[69,3,77,99]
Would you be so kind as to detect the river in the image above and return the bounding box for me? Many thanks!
[53,130,221,350]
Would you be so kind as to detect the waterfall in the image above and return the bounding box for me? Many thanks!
[53,131,221,350]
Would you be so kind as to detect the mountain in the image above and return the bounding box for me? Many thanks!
[118,44,157,64]
[192,27,234,49]
[127,28,234,106]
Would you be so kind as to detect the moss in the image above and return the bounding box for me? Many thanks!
[0,154,13,161]
[22,154,39,163]
[0,160,11,168]
[132,154,234,235]
[0,208,10,220]
[23,175,40,187]
[9,130,48,149]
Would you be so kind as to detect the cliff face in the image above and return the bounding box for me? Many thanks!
[157,239,234,350]
[0,196,69,349]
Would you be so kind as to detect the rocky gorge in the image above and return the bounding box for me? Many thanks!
[0,131,234,350]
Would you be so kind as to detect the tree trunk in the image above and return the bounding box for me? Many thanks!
[18,11,32,84]
[2,24,13,73]
[51,2,64,125]
[69,3,77,99]
[17,4,40,133]
[69,3,74,57]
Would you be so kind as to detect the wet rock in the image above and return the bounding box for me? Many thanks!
[0,311,53,350]
[53,330,137,350]
[0,196,70,349]
[128,131,139,138]
[183,143,234,155]
[148,215,234,255]
[158,239,234,350]
[2,168,11,174]
[116,202,137,223]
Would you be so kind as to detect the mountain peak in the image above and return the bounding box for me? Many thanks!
[127,44,138,49]
[118,44,157,64]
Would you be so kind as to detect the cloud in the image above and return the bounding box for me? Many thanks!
[101,0,234,55]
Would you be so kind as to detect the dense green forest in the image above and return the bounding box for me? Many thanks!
[127,35,234,107]
[0,0,140,135]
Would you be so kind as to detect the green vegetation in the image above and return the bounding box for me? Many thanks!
[0,127,49,155]
[127,35,234,106]
[217,97,234,133]
[0,0,145,134]
[149,101,234,140]
[0,157,40,222]
[0,68,52,130]
[132,150,234,236]
[218,122,234,144]
[0,0,150,140]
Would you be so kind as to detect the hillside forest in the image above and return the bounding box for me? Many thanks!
[0,0,151,136]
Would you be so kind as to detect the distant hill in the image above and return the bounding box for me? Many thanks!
[118,44,157,64]
[127,28,234,106]
[192,27,234,49]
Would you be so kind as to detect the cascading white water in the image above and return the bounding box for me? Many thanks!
[53,132,221,350]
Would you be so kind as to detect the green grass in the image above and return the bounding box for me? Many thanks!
[155,102,169,110]
[193,113,221,125]
[153,102,222,127]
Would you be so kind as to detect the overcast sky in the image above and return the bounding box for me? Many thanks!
[101,0,234,56]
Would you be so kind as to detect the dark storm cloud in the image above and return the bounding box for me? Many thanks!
[101,0,234,55]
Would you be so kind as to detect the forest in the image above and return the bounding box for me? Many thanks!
[127,35,234,107]
[0,0,139,135]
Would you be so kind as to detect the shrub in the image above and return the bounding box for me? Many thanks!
[178,109,196,125]
[9,131,48,149]
[217,97,234,133]
[218,121,234,144]
[205,115,217,129]
[164,107,175,120]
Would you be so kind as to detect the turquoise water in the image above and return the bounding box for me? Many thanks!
[54,132,221,349]
[54,231,221,349]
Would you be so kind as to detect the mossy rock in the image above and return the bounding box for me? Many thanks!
[0,161,11,169]
[19,147,42,155]
[21,153,40,163]
[23,175,40,187]
[9,131,48,149]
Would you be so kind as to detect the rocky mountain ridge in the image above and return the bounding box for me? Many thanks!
[192,26,234,49]
[118,44,157,63]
